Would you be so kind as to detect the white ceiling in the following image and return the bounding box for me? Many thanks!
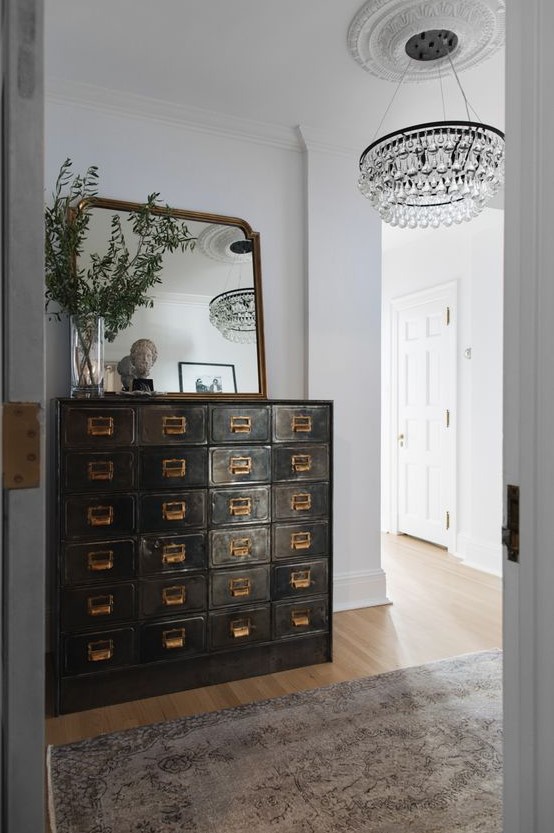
[45,0,505,152]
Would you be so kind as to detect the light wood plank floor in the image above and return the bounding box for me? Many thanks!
[45,533,502,746]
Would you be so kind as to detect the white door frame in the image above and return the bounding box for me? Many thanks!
[389,281,457,551]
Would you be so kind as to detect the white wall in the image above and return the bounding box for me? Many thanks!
[381,208,504,575]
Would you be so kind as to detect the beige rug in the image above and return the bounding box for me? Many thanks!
[47,650,502,833]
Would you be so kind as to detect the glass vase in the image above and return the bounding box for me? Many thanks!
[70,315,104,397]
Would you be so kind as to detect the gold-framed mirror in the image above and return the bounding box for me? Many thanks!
[79,198,267,399]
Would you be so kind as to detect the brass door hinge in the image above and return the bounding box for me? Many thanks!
[446,510,450,530]
[2,402,41,489]
[446,409,450,428]
[502,484,520,563]
[446,306,451,325]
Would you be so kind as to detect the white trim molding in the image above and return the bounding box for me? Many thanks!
[333,568,390,612]
[456,533,502,577]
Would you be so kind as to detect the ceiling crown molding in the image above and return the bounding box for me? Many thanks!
[347,0,505,82]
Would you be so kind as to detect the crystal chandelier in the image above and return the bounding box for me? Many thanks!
[357,30,505,229]
[208,239,256,343]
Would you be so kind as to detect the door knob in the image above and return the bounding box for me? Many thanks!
[398,433,405,447]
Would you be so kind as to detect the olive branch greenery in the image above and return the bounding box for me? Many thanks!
[44,158,197,342]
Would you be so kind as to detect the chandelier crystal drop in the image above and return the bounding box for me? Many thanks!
[358,120,505,229]
[209,288,256,343]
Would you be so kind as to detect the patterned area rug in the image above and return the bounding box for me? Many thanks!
[48,650,502,833]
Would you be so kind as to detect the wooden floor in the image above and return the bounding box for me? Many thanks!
[45,533,502,746]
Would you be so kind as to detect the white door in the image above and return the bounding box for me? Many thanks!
[392,284,456,548]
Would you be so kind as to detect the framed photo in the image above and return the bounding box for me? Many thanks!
[178,362,237,394]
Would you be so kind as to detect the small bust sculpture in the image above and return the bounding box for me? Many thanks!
[129,338,158,391]
[116,355,136,391]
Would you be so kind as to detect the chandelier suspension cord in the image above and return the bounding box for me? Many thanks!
[438,61,446,121]
[446,53,482,123]
[370,60,411,142]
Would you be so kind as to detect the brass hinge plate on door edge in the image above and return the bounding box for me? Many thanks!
[2,402,41,489]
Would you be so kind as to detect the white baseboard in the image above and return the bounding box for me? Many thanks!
[333,568,391,612]
[456,533,502,577]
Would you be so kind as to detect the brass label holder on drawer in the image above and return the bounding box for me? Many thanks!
[87,550,114,572]
[291,531,312,550]
[87,594,114,617]
[291,454,312,473]
[228,577,252,597]
[291,493,312,512]
[162,543,186,565]
[87,505,114,527]
[162,501,186,521]
[163,628,186,649]
[230,416,252,434]
[87,416,114,437]
[229,497,252,517]
[162,458,187,478]
[163,415,187,435]
[230,617,252,638]
[87,639,114,662]
[230,537,252,557]
[291,609,311,627]
[229,456,252,475]
[292,415,312,433]
[290,569,312,590]
[87,460,114,481]
[162,585,186,606]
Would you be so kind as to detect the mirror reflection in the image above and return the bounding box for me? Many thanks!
[79,200,266,397]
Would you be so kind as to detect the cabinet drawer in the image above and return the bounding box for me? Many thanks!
[63,451,135,492]
[140,574,207,618]
[61,582,136,631]
[272,444,329,482]
[209,525,270,568]
[210,485,270,526]
[64,495,135,539]
[63,626,136,675]
[272,521,329,561]
[62,538,136,586]
[140,615,206,663]
[272,598,329,639]
[209,446,270,485]
[139,405,207,445]
[209,405,270,444]
[140,446,208,489]
[139,490,207,533]
[62,406,135,447]
[272,405,330,443]
[209,565,270,608]
[272,559,328,600]
[139,532,206,574]
[272,482,329,521]
[209,604,271,650]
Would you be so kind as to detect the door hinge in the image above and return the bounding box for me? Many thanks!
[502,484,520,562]
[446,510,450,530]
[2,402,41,489]
[446,306,451,325]
[446,409,450,428]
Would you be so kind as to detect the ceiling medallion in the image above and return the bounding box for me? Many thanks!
[347,0,505,83]
[197,224,252,263]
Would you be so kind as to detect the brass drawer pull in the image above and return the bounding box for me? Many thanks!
[290,569,312,590]
[87,639,114,662]
[87,550,114,572]
[230,537,252,557]
[228,577,251,597]
[291,609,311,627]
[292,415,312,433]
[229,497,252,517]
[162,501,186,521]
[292,454,312,473]
[230,617,252,638]
[162,585,186,606]
[163,415,187,435]
[87,594,114,617]
[87,460,114,481]
[163,628,186,649]
[87,416,114,437]
[87,505,114,527]
[162,458,187,478]
[291,531,312,551]
[229,456,252,475]
[162,543,186,565]
[230,415,252,434]
[291,493,312,512]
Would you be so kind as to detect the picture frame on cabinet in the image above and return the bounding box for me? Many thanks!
[178,362,237,394]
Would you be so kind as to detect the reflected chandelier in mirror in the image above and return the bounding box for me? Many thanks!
[79,199,267,399]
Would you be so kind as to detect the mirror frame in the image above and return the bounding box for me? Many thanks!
[81,197,267,400]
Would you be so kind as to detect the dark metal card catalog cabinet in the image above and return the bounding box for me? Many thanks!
[53,399,333,713]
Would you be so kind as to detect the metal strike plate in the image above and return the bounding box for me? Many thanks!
[87,639,114,662]
[87,416,114,437]
[290,569,311,590]
[2,402,40,489]
[291,609,310,627]
[87,460,114,481]
[163,415,187,435]
[162,458,187,478]
[87,594,114,617]
[229,456,252,475]
[229,497,252,517]
[291,493,312,512]
[162,585,186,606]
[163,628,186,649]
[87,550,114,572]
[162,501,186,521]
[162,543,186,565]
[228,577,251,597]
[292,415,312,433]
[291,531,312,550]
[230,415,252,434]
[291,454,311,473]
[87,505,114,527]
[502,484,520,563]
[230,618,252,638]
[230,537,252,557]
